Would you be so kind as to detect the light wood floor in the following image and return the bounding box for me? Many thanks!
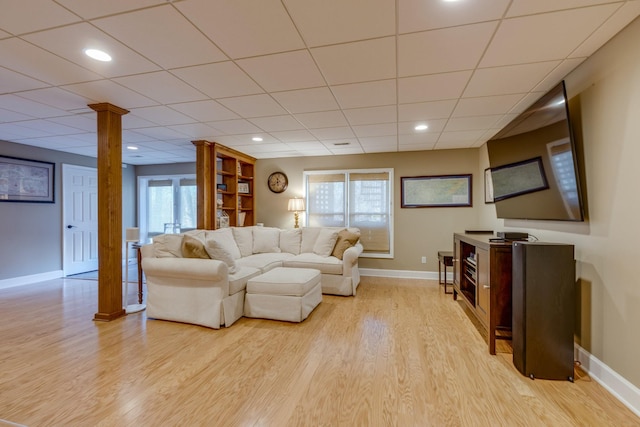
[1,276,638,427]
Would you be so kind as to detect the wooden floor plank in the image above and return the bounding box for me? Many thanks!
[0,276,638,426]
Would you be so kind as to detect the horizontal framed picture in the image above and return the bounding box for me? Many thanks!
[237,182,250,194]
[216,183,227,192]
[0,155,55,203]
[401,174,472,208]
[490,157,548,202]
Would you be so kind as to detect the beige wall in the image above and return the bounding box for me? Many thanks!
[256,149,483,273]
[479,17,640,387]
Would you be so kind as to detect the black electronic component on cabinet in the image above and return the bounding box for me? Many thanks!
[512,242,575,381]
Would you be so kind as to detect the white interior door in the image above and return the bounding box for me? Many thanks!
[63,164,99,275]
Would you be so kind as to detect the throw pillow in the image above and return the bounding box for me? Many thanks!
[153,234,184,258]
[253,227,281,254]
[331,229,361,260]
[205,239,237,273]
[312,228,340,257]
[232,227,253,257]
[300,227,322,253]
[181,235,210,259]
[279,228,301,254]
[205,228,242,260]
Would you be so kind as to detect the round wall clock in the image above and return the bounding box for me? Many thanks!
[268,171,288,193]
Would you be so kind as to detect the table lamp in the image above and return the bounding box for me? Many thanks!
[287,198,305,228]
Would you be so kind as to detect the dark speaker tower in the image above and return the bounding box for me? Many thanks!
[512,242,575,381]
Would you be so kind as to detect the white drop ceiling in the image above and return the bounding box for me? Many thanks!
[1,0,639,165]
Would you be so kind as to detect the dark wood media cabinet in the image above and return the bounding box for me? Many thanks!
[453,233,513,354]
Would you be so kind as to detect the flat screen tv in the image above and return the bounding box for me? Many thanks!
[487,81,584,221]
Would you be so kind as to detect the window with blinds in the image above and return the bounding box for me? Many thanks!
[138,175,197,242]
[304,169,393,258]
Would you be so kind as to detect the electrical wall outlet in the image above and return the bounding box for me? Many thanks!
[421,256,427,264]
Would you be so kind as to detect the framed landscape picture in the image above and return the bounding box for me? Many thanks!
[0,155,55,203]
[401,174,472,208]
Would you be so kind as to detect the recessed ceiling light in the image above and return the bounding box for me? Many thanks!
[126,145,138,150]
[414,124,428,131]
[84,48,112,62]
[252,137,263,142]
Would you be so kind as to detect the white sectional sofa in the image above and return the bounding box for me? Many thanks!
[140,226,363,329]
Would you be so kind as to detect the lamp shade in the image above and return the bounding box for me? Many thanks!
[125,227,140,242]
[288,198,305,212]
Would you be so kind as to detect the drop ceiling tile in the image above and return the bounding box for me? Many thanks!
[23,23,161,78]
[122,115,159,130]
[271,87,339,113]
[444,115,502,132]
[16,88,93,111]
[398,0,509,33]
[359,135,397,147]
[269,129,317,142]
[237,50,325,92]
[60,145,98,157]
[352,123,396,138]
[453,94,525,117]
[217,94,288,118]
[0,108,36,123]
[481,5,619,67]
[331,80,396,109]
[343,105,397,126]
[240,142,291,154]
[571,2,640,58]
[398,22,497,77]
[0,38,102,86]
[57,0,166,19]
[131,126,189,140]
[171,62,263,99]
[398,119,447,135]
[0,122,49,138]
[234,134,280,145]
[248,115,304,132]
[532,58,586,93]
[284,0,395,46]
[311,37,396,85]
[506,0,622,17]
[63,80,158,109]
[122,130,156,143]
[0,68,49,93]
[398,133,439,146]
[114,72,207,104]
[398,71,472,104]
[294,110,348,129]
[285,140,327,150]
[310,127,355,140]
[92,5,228,69]
[47,115,96,132]
[0,0,80,35]
[0,29,10,38]
[398,100,457,122]
[436,130,486,144]
[128,106,195,126]
[0,94,69,118]
[399,143,436,152]
[176,0,304,58]
[329,146,365,155]
[17,119,84,135]
[463,62,559,98]
[207,119,263,135]
[169,100,239,122]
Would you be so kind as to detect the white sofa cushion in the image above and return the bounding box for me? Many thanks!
[205,228,242,260]
[228,266,261,295]
[205,239,237,273]
[283,253,343,275]
[313,228,340,257]
[232,227,254,257]
[236,252,294,272]
[253,227,281,254]
[301,227,323,253]
[152,234,183,258]
[279,228,301,254]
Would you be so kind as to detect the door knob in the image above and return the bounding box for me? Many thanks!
[67,225,77,229]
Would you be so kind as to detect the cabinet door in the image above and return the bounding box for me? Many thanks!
[476,247,490,326]
[453,237,460,286]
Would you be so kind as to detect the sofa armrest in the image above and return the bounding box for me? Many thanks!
[142,257,228,284]
[342,242,363,275]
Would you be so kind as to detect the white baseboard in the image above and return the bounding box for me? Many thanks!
[0,270,64,290]
[360,268,452,282]
[575,344,640,417]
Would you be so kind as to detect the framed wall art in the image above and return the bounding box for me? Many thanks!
[401,174,472,208]
[0,155,55,203]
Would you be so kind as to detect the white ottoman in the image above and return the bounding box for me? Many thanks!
[244,267,322,322]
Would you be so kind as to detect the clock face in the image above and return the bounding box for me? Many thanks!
[268,172,288,193]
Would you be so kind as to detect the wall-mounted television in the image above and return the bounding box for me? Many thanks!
[487,81,585,221]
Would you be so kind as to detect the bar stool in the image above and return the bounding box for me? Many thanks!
[438,251,454,294]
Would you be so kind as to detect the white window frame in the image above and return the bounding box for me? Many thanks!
[303,168,394,259]
[137,174,196,243]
